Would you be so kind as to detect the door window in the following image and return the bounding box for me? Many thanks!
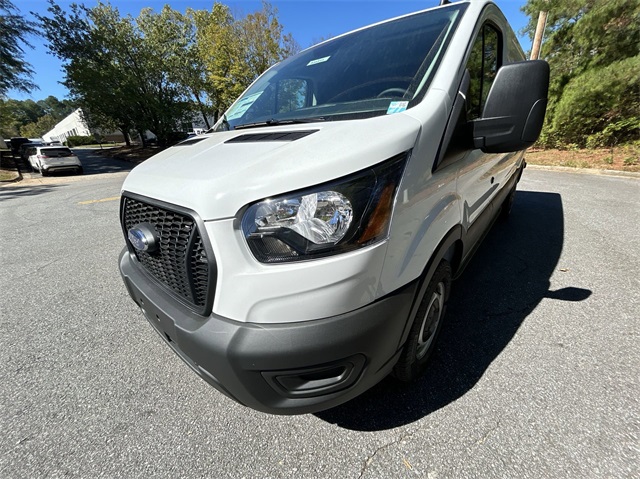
[466,25,501,120]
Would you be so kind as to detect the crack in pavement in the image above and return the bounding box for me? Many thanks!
[358,430,418,478]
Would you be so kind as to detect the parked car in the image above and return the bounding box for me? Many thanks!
[118,0,549,414]
[27,146,83,175]
[19,142,44,161]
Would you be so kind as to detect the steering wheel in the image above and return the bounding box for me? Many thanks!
[327,77,412,103]
[377,88,407,98]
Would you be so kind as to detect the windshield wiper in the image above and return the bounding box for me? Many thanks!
[206,114,230,133]
[234,117,326,130]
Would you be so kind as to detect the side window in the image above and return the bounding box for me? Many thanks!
[466,24,501,120]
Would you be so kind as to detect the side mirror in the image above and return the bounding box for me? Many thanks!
[472,60,549,153]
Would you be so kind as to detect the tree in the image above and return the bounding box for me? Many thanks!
[522,0,640,146]
[553,56,640,146]
[197,2,300,119]
[35,1,299,143]
[0,98,18,137]
[149,7,216,129]
[0,98,44,135]
[36,1,196,146]
[0,0,37,97]
[20,113,58,138]
[37,95,74,120]
[0,96,72,138]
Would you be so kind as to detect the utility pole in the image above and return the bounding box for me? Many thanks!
[530,10,548,60]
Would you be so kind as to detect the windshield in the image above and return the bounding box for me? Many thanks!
[217,4,466,131]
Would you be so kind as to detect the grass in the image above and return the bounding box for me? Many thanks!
[0,170,18,181]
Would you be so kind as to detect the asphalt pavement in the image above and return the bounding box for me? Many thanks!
[0,152,638,478]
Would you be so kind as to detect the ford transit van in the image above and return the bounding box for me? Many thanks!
[119,0,549,414]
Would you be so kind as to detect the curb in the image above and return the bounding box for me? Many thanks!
[525,163,640,179]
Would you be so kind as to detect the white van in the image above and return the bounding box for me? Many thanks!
[119,0,548,414]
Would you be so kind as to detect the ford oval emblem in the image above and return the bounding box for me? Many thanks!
[128,223,158,253]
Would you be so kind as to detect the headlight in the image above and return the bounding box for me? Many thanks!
[241,152,408,263]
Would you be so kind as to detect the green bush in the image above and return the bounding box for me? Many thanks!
[65,135,96,147]
[535,127,561,149]
[553,55,640,147]
[586,118,640,148]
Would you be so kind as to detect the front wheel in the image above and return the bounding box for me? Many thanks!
[393,260,452,382]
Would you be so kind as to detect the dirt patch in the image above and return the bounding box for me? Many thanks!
[525,146,640,172]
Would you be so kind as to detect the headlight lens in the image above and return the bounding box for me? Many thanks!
[254,191,353,244]
[241,152,408,263]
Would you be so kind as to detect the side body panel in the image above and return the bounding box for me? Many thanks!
[380,2,526,295]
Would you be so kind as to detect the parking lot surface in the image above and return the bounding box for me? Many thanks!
[1,159,638,478]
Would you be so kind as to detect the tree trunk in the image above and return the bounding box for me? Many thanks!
[200,105,211,129]
[138,129,147,148]
[120,127,131,146]
[193,92,211,129]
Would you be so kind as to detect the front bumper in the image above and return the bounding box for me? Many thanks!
[119,248,417,414]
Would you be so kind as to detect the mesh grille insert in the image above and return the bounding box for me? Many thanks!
[122,196,210,310]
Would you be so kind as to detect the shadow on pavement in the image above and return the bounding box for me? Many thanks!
[73,149,137,175]
[315,190,592,431]
[0,184,64,200]
[15,149,137,177]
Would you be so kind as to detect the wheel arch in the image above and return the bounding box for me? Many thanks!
[396,224,463,351]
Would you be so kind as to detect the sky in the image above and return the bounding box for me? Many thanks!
[10,0,532,102]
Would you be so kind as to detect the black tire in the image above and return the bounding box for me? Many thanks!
[41,168,47,177]
[499,185,516,220]
[393,260,452,382]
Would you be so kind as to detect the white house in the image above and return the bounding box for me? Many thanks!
[42,108,92,143]
[43,107,213,144]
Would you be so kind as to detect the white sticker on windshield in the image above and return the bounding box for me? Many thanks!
[387,101,409,115]
[226,92,263,120]
[307,56,331,67]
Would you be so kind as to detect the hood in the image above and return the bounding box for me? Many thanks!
[121,113,422,220]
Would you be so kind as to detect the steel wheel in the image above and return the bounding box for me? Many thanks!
[416,282,445,360]
[393,260,451,382]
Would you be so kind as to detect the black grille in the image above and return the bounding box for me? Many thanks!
[121,196,210,311]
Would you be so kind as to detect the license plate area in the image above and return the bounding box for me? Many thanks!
[137,293,178,343]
